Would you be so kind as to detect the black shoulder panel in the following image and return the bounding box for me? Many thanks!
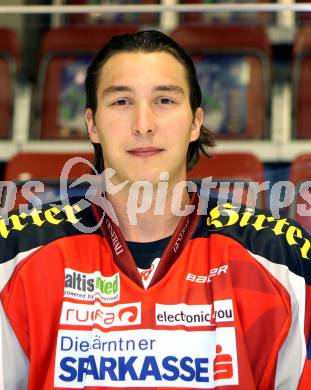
[193,200,311,285]
[0,197,100,264]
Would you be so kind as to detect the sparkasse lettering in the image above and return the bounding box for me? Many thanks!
[54,328,238,388]
[58,355,210,384]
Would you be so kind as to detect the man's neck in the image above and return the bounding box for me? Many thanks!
[106,185,191,243]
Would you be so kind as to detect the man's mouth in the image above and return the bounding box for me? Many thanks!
[127,147,164,157]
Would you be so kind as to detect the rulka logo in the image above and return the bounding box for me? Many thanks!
[60,301,141,328]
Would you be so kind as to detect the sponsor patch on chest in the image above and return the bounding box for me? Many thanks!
[54,328,239,388]
[186,265,228,284]
[64,268,120,303]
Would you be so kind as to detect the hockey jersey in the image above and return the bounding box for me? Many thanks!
[0,194,311,389]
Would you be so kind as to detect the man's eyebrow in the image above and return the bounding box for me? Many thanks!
[102,84,185,96]
[153,85,185,94]
[102,85,134,95]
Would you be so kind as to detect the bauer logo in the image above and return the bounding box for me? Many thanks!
[60,301,141,328]
[54,328,239,388]
[64,268,120,303]
[156,300,234,327]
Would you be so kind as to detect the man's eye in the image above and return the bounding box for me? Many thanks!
[158,97,175,105]
[113,99,130,106]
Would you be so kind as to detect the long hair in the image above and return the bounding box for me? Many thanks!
[85,30,215,173]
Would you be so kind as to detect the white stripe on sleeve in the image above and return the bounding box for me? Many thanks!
[250,251,306,390]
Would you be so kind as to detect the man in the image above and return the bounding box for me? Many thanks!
[0,30,310,389]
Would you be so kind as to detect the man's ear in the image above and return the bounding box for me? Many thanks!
[190,107,204,142]
[85,108,100,143]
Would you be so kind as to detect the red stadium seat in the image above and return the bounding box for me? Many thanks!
[64,0,159,26]
[295,0,311,26]
[289,154,311,233]
[4,152,94,181]
[171,25,271,140]
[187,152,266,208]
[179,0,274,25]
[32,26,138,139]
[292,26,311,139]
[0,28,20,139]
[3,152,94,211]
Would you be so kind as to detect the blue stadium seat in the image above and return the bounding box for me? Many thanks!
[32,26,138,139]
[171,25,272,140]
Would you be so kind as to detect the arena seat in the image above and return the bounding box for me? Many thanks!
[292,26,311,139]
[31,26,138,139]
[295,0,311,26]
[187,152,266,208]
[288,154,311,233]
[171,25,271,140]
[0,28,20,139]
[3,152,94,212]
[179,0,273,25]
[64,0,159,26]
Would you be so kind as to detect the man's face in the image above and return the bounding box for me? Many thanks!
[86,51,203,187]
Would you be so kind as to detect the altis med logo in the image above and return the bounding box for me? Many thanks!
[64,268,120,303]
[54,328,239,388]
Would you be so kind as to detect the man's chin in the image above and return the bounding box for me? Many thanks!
[128,176,161,188]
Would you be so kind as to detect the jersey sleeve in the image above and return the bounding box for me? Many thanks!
[205,201,311,388]
[0,200,88,389]
[0,249,33,389]
[0,301,29,389]
[298,263,311,389]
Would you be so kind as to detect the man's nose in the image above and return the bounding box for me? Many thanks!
[131,103,156,135]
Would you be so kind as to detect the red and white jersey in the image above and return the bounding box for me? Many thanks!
[0,195,311,389]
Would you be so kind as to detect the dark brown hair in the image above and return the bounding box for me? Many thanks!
[85,30,215,173]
